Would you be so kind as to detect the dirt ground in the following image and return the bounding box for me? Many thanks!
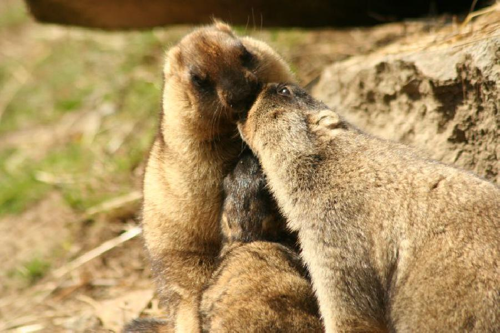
[0,0,494,332]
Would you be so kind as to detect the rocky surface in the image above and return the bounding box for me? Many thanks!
[313,14,500,184]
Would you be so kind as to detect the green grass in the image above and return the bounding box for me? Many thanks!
[0,30,161,134]
[0,12,166,215]
[0,149,50,215]
[0,0,28,28]
[9,257,51,285]
[0,116,157,215]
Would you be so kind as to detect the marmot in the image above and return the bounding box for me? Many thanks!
[141,22,295,331]
[238,83,500,332]
[199,150,323,332]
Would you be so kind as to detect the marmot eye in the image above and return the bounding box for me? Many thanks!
[277,85,291,96]
[240,48,255,67]
[190,72,211,90]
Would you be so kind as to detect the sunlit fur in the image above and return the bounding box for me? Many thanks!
[140,23,295,332]
[239,83,500,333]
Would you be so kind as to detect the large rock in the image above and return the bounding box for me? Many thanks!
[24,0,482,29]
[313,13,500,183]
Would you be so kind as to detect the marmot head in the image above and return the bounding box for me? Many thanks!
[220,150,293,245]
[237,83,328,155]
[163,22,295,139]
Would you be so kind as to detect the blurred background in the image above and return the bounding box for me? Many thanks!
[0,0,498,332]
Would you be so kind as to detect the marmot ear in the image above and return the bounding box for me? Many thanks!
[164,47,183,77]
[212,19,234,35]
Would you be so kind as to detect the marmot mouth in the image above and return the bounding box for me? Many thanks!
[228,81,262,122]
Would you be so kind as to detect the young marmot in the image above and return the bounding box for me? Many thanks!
[238,83,500,332]
[141,22,295,331]
[199,150,322,333]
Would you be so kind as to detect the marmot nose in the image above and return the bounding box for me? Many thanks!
[220,78,261,112]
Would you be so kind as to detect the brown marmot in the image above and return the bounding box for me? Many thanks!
[199,150,323,332]
[238,83,500,332]
[141,22,295,331]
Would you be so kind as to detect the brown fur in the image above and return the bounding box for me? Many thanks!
[218,149,297,249]
[141,23,295,331]
[199,150,322,332]
[238,83,500,332]
[124,318,174,333]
